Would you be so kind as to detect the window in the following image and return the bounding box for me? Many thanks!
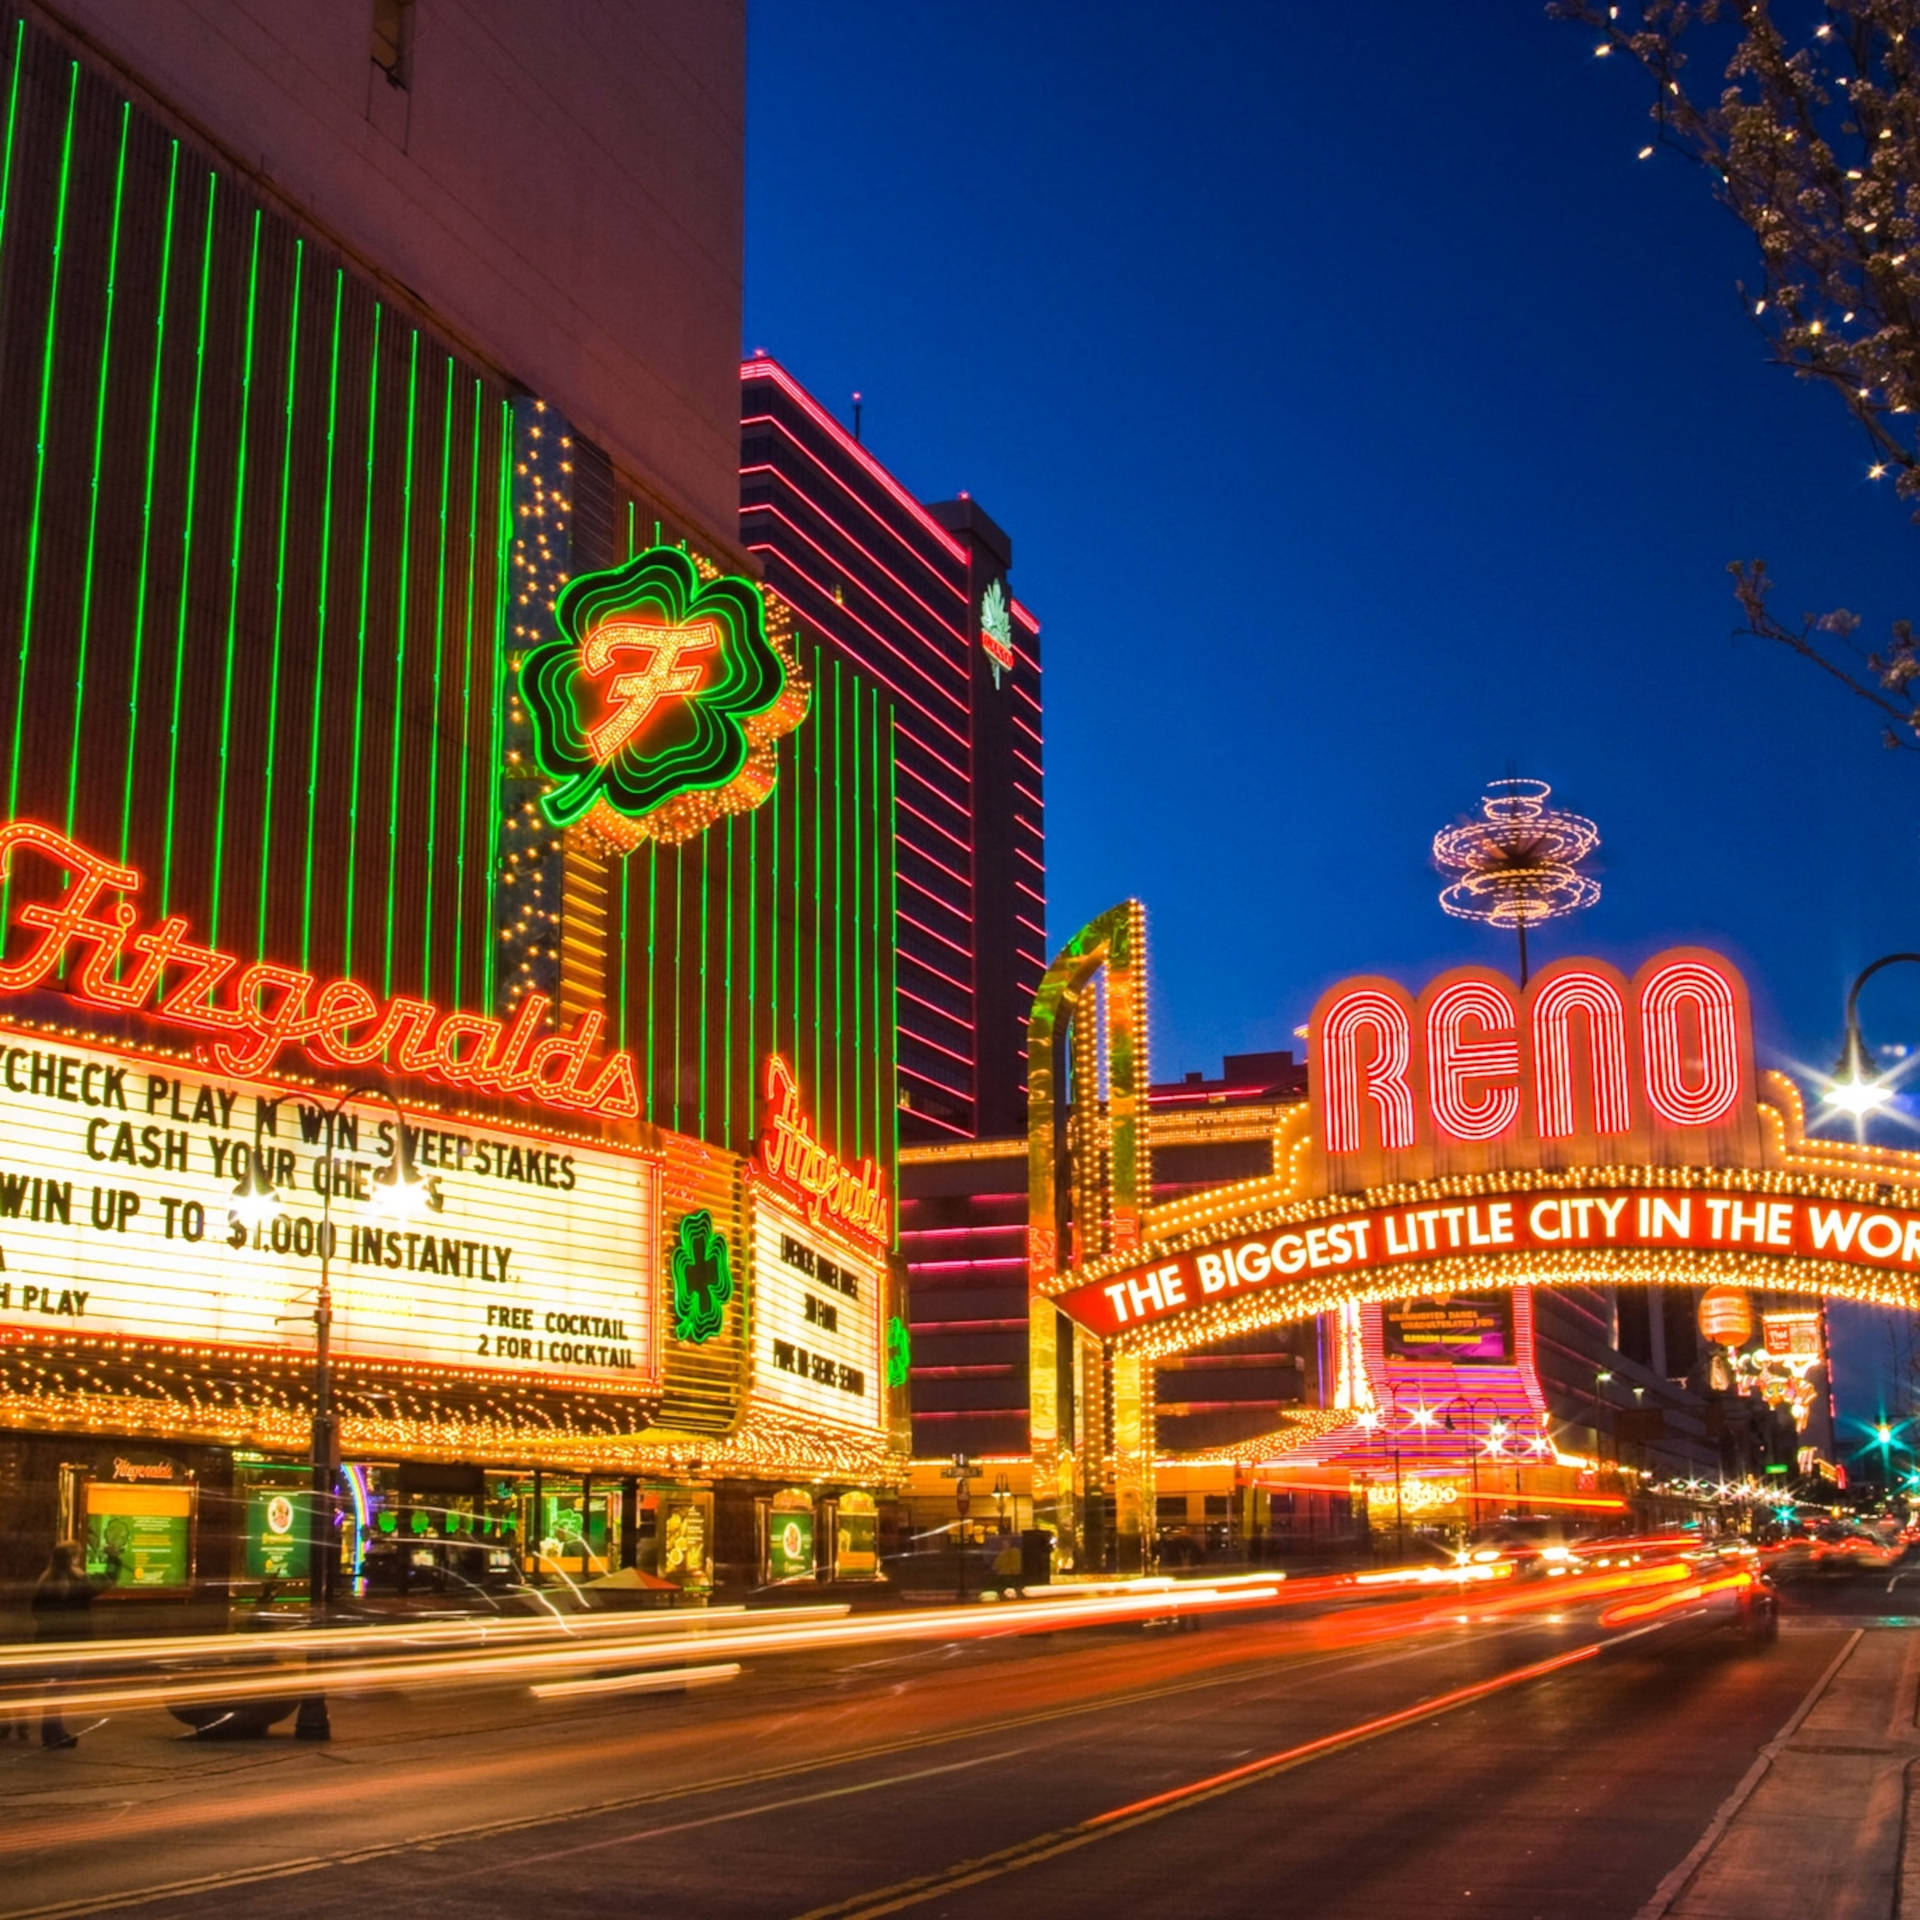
[371,0,414,88]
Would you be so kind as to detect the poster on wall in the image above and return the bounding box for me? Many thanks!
[1381,1294,1512,1364]
[84,1482,192,1588]
[0,1021,660,1392]
[835,1491,878,1580]
[658,1491,713,1594]
[242,1486,306,1581]
[767,1490,815,1583]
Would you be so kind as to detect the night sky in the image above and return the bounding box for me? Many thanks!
[744,4,1920,1428]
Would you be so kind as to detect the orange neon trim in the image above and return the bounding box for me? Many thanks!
[0,819,641,1122]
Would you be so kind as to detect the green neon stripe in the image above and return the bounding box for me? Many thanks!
[746,783,757,1093]
[301,269,346,970]
[421,357,453,994]
[7,63,80,853]
[121,141,180,864]
[341,303,383,974]
[888,714,899,1206]
[617,857,631,1053]
[257,239,305,958]
[627,498,635,557]
[483,397,511,1014]
[697,830,710,1140]
[770,740,780,1056]
[452,378,482,1008]
[66,100,131,837]
[160,168,217,916]
[381,328,419,994]
[645,844,658,1122]
[0,22,26,263]
[723,817,735,1144]
[209,207,263,946]
[672,843,685,1133]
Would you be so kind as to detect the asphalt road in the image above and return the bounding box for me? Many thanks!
[0,1580,1880,1920]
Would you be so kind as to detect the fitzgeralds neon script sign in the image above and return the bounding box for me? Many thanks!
[520,545,806,851]
[0,820,641,1123]
[755,1054,890,1249]
[1307,949,1761,1191]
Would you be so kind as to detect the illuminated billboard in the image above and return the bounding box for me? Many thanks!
[0,1022,659,1391]
[1381,1294,1511,1364]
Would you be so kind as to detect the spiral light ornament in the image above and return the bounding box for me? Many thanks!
[1433,777,1599,982]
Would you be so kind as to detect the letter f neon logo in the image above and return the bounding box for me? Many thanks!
[583,618,721,762]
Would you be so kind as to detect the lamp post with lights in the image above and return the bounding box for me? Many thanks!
[227,1085,425,1739]
[1824,953,1920,1115]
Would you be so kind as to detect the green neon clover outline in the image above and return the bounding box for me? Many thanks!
[671,1209,734,1345]
[521,545,787,828]
[887,1314,911,1390]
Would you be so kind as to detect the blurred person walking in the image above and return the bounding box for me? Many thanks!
[30,1544,93,1749]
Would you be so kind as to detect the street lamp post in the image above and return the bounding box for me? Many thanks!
[1825,952,1920,1114]
[229,1087,425,1741]
[1444,1396,1495,1522]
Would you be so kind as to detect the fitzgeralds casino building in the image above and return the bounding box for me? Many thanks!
[0,9,908,1602]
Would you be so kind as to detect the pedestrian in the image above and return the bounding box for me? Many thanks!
[30,1543,93,1750]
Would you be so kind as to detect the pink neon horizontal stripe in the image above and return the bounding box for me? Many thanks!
[1015,913,1047,941]
[906,1319,1029,1334]
[898,1056,974,1099]
[899,870,976,928]
[901,836,975,895]
[1010,714,1043,748]
[1012,748,1044,778]
[1011,679,1041,713]
[740,470,967,645]
[1015,879,1046,906]
[743,539,972,746]
[895,738,978,810]
[910,1257,1027,1273]
[903,1223,1024,1241]
[900,907,973,960]
[896,1097,972,1138]
[899,984,977,1031]
[911,1365,1018,1380]
[899,947,973,997]
[741,357,969,562]
[901,1027,976,1068]
[1011,596,1040,632]
[1015,845,1046,872]
[1013,782,1043,810]
[1013,645,1040,674]
[896,789,975,858]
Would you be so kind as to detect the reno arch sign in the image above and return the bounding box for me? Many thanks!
[1307,949,1761,1193]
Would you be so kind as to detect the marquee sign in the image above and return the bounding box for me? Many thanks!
[1051,1183,1920,1340]
[0,819,641,1123]
[0,1021,660,1388]
[520,545,806,850]
[750,1198,885,1433]
[1308,949,1760,1192]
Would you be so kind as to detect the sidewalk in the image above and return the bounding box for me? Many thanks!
[1637,1624,1920,1920]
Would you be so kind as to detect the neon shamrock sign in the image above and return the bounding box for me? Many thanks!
[520,545,807,850]
[670,1209,733,1344]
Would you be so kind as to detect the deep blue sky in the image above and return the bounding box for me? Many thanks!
[744,5,1920,1422]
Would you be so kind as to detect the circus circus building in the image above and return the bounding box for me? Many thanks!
[901,905,1882,1573]
[0,6,907,1612]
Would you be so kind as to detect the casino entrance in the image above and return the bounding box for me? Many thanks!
[1023,906,1913,1575]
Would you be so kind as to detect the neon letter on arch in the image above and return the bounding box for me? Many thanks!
[1531,969,1631,1139]
[1426,979,1520,1143]
[1641,959,1743,1127]
[1320,989,1416,1154]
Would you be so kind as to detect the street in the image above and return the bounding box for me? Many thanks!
[0,1576,1881,1920]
